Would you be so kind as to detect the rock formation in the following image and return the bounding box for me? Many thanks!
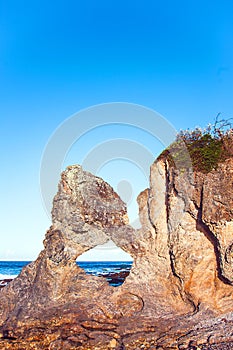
[0,155,233,349]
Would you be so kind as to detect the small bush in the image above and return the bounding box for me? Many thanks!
[160,115,233,173]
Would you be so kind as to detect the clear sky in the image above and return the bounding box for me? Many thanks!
[0,1,233,261]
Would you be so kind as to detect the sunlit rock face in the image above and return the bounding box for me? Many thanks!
[144,158,233,314]
[1,158,233,350]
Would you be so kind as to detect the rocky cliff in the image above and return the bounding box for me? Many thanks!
[0,156,233,349]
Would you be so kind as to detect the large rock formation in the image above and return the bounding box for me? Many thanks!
[0,156,233,349]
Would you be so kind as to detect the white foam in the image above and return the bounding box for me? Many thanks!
[0,274,17,280]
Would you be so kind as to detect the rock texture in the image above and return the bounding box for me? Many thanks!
[0,157,233,349]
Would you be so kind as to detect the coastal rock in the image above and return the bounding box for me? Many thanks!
[168,158,233,313]
[0,155,233,349]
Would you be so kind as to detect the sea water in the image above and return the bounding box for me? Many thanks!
[0,261,132,286]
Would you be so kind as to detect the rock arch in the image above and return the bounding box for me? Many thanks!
[1,159,233,349]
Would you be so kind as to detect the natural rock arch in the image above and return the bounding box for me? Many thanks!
[51,165,135,260]
[1,159,233,349]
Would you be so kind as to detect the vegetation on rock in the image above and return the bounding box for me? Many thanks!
[160,114,233,173]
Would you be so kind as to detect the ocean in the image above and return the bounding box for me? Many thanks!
[0,261,132,287]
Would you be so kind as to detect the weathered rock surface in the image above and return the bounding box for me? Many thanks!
[0,156,233,349]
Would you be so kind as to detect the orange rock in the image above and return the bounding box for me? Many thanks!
[1,152,233,349]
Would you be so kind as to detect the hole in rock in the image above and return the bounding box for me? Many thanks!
[76,240,133,287]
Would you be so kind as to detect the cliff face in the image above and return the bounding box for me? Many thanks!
[0,159,233,349]
[137,158,233,314]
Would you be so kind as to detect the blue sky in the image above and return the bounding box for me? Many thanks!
[1,1,233,260]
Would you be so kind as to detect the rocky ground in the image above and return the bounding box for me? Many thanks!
[0,157,233,349]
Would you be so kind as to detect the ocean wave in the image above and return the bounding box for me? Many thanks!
[0,274,17,280]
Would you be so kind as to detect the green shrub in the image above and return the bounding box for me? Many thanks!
[186,133,223,173]
[159,115,233,173]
